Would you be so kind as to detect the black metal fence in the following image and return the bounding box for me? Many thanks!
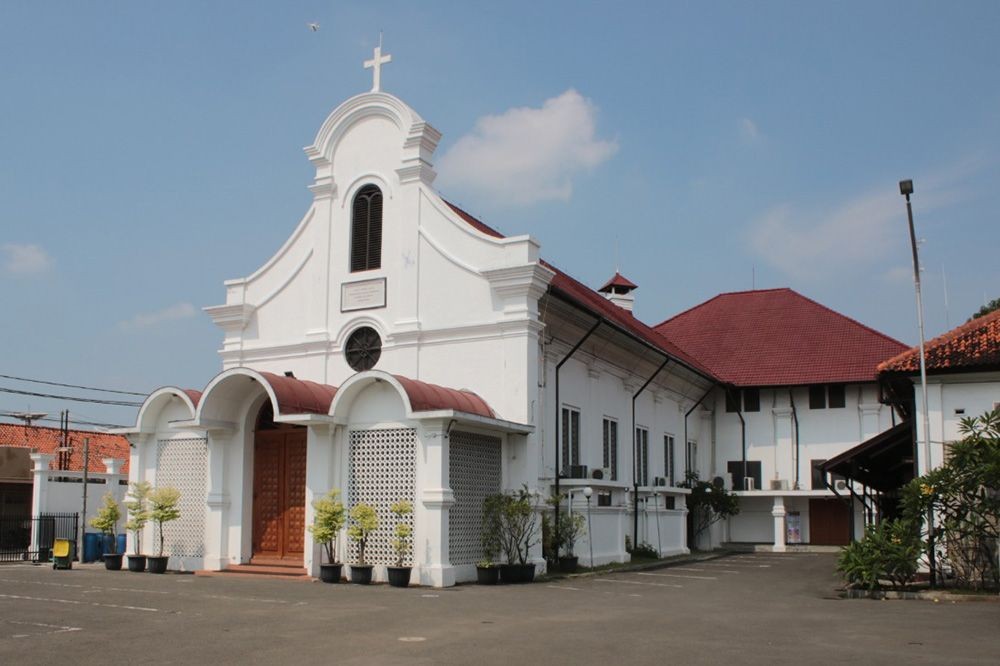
[0,513,78,563]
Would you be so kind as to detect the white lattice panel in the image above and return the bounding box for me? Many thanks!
[348,428,415,565]
[155,438,207,558]
[449,431,502,565]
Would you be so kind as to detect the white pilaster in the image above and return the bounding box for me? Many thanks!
[304,424,335,577]
[417,421,455,587]
[29,453,55,551]
[203,432,231,570]
[771,495,787,552]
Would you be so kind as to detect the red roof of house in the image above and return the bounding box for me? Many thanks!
[393,375,495,418]
[598,272,638,293]
[654,288,908,387]
[0,423,130,473]
[878,307,1000,375]
[258,372,338,416]
[444,202,714,379]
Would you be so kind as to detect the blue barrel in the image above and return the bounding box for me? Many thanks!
[116,534,127,555]
[83,532,101,563]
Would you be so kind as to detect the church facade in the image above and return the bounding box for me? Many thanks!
[122,50,907,586]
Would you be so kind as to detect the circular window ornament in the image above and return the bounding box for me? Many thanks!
[345,326,382,372]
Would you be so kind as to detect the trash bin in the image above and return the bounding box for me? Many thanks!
[83,532,101,563]
[53,538,74,570]
[116,534,127,556]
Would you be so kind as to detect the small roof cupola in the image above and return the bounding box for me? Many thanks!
[598,272,638,312]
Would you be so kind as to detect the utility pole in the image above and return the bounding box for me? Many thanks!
[80,437,90,562]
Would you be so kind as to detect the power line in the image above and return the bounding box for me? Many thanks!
[0,386,143,407]
[0,373,148,396]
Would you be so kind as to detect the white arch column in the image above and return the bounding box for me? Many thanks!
[416,418,455,587]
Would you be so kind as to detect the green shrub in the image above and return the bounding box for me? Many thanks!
[837,520,921,591]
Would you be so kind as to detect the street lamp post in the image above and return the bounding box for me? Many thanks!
[900,179,936,587]
[583,487,593,568]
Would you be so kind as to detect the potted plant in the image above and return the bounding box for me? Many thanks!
[347,503,378,584]
[308,489,346,583]
[124,481,151,572]
[146,486,181,574]
[387,500,413,587]
[476,494,503,585]
[89,492,123,571]
[557,513,586,573]
[495,486,540,584]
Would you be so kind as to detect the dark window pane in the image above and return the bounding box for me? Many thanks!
[811,459,828,490]
[808,385,826,409]
[350,185,383,272]
[828,384,846,409]
[743,388,760,412]
[725,390,740,412]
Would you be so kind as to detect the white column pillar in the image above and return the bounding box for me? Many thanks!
[203,432,230,570]
[772,495,787,553]
[304,424,334,577]
[417,420,455,587]
[29,453,55,551]
[676,492,690,554]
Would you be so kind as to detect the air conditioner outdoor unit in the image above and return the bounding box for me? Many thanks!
[769,479,789,491]
[654,477,667,487]
[591,468,604,480]
[744,477,756,491]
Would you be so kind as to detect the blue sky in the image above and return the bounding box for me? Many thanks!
[2,1,998,429]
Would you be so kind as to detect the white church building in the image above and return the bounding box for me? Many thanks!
[122,49,908,586]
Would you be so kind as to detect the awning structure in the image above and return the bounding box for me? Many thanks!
[822,421,915,494]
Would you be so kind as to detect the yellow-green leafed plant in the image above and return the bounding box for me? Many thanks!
[390,500,413,566]
[89,492,122,553]
[148,486,181,557]
[308,490,346,565]
[348,503,379,566]
[124,481,151,556]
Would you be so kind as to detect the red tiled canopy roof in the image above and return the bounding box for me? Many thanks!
[0,423,130,473]
[654,288,908,387]
[393,375,495,418]
[598,272,638,293]
[878,308,1000,375]
[258,372,338,415]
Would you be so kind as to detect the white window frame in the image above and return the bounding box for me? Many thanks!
[602,417,619,481]
[664,433,675,486]
[686,439,698,477]
[635,425,649,487]
[561,405,581,473]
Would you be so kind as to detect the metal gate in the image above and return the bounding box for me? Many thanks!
[0,513,78,563]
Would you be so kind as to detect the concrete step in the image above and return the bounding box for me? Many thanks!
[198,561,310,580]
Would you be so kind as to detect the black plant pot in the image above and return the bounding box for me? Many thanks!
[387,566,412,588]
[558,556,578,573]
[146,556,169,574]
[127,555,147,572]
[476,565,500,585]
[319,563,343,583]
[350,564,373,585]
[499,563,536,584]
[103,553,124,571]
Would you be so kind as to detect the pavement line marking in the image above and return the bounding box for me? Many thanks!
[594,578,682,589]
[546,584,582,591]
[398,637,426,642]
[671,567,740,574]
[0,593,160,613]
[7,620,82,635]
[86,586,170,595]
[637,572,717,581]
[0,578,85,589]
[700,562,771,568]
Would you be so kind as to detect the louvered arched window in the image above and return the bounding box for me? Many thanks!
[350,185,383,272]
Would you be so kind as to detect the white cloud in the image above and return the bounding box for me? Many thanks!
[739,117,761,143]
[437,90,618,206]
[119,302,196,330]
[2,243,52,276]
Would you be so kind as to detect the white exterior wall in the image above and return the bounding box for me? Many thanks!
[916,372,1000,474]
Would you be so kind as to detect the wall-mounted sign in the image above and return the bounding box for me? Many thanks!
[341,277,387,312]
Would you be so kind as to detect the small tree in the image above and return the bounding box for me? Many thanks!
[487,486,540,566]
[481,494,504,567]
[680,472,740,544]
[837,520,922,591]
[89,492,122,554]
[558,513,587,558]
[390,500,413,566]
[147,486,181,558]
[348,503,379,566]
[308,490,346,565]
[124,481,151,556]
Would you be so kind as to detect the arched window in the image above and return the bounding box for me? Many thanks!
[350,185,383,272]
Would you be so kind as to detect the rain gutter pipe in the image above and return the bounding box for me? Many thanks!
[683,386,715,478]
[789,389,800,489]
[632,358,670,549]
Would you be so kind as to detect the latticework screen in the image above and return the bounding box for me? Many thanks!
[348,428,416,565]
[155,438,208,558]
[448,431,502,565]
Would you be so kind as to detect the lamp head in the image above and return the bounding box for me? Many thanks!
[899,179,914,196]
[583,486,593,498]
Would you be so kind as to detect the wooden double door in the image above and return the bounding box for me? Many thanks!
[252,428,307,562]
[808,498,851,546]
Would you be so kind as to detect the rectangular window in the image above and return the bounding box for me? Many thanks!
[725,390,740,413]
[808,385,826,409]
[686,440,697,476]
[602,418,619,481]
[742,388,760,412]
[664,434,675,485]
[635,426,649,486]
[561,406,580,473]
[727,460,762,491]
[811,459,828,490]
[828,384,846,409]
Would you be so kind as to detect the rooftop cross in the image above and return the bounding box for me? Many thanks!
[363,36,392,92]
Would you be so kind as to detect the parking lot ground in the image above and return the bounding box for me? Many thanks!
[2,553,997,665]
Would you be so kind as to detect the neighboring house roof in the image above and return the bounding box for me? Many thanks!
[445,201,715,380]
[653,288,908,387]
[878,307,1000,375]
[0,423,130,474]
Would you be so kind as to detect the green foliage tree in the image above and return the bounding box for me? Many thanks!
[558,513,587,557]
[969,297,1000,321]
[901,408,1000,590]
[679,472,740,543]
[837,520,922,591]
[348,503,379,565]
[308,489,346,565]
[390,500,413,566]
[481,494,504,567]
[89,492,122,554]
[147,486,181,557]
[485,486,539,565]
[124,481,151,556]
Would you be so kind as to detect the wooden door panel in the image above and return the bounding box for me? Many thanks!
[253,439,284,557]
[283,435,307,556]
[252,430,307,562]
[809,499,850,546]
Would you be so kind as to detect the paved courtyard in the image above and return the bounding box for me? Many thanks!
[1,553,997,665]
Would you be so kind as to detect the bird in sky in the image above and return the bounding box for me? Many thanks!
[308,23,320,32]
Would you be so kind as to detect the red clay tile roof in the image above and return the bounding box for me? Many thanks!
[0,423,130,473]
[654,288,907,387]
[444,201,715,379]
[393,375,495,418]
[258,372,338,416]
[598,272,638,293]
[878,307,1000,374]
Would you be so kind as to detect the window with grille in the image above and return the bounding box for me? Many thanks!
[602,418,618,481]
[664,434,675,485]
[561,406,580,473]
[350,185,383,272]
[635,426,649,486]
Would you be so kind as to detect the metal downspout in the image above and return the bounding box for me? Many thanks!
[683,386,715,478]
[729,389,747,490]
[789,389,800,489]
[632,358,670,549]
[554,320,601,561]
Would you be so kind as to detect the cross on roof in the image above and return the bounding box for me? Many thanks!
[364,41,392,93]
